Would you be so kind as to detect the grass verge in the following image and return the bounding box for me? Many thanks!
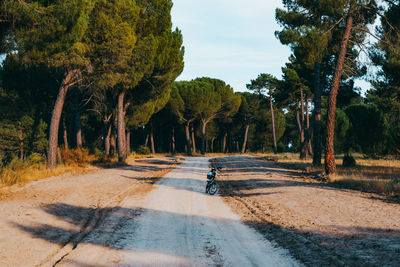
[260,152,400,198]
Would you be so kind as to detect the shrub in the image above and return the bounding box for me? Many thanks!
[60,148,90,166]
[27,153,45,165]
[137,145,151,155]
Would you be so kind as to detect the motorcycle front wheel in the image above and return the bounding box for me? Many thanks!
[208,182,218,195]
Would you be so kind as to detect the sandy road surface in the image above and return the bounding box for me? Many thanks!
[213,156,400,266]
[0,157,178,267]
[58,157,300,266]
[1,157,300,266]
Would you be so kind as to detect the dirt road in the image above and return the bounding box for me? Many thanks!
[0,157,300,266]
[213,156,400,266]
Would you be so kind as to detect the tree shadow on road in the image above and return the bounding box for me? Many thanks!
[10,202,400,267]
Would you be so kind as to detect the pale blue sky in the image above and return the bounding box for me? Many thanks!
[171,0,291,92]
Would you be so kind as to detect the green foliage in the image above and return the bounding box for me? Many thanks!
[345,104,388,156]
[137,145,151,155]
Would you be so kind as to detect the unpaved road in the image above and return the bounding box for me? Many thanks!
[213,156,400,266]
[0,157,300,266]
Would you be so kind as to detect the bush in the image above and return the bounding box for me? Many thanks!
[60,148,90,166]
[137,145,151,155]
[342,154,356,167]
[27,153,45,165]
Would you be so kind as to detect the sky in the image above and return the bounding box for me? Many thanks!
[170,0,291,92]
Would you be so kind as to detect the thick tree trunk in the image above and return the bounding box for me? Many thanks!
[313,62,322,166]
[241,124,250,154]
[269,96,277,154]
[117,91,126,162]
[126,129,131,155]
[171,127,175,154]
[48,70,78,168]
[185,122,192,156]
[105,123,111,156]
[191,123,196,153]
[74,92,82,148]
[63,116,69,150]
[201,120,207,155]
[325,15,353,175]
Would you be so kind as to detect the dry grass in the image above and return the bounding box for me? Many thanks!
[0,164,95,187]
[258,153,400,197]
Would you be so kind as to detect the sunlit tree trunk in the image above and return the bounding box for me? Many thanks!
[126,129,131,155]
[325,15,353,175]
[105,123,111,156]
[185,121,192,156]
[117,91,126,162]
[201,120,208,155]
[191,123,196,153]
[269,96,277,154]
[74,92,82,148]
[48,69,78,168]
[222,131,227,153]
[241,124,250,154]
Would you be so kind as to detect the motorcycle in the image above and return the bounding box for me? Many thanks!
[205,167,221,195]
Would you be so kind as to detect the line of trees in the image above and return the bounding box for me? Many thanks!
[0,0,399,176]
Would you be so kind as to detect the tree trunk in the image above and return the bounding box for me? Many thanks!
[241,124,250,154]
[105,123,111,156]
[126,129,131,155]
[144,134,149,147]
[201,120,207,155]
[222,131,227,153]
[236,140,240,153]
[211,137,214,153]
[185,122,192,156]
[63,116,69,150]
[171,127,175,154]
[325,15,353,175]
[300,89,307,159]
[74,92,82,148]
[191,123,196,153]
[296,103,303,154]
[111,129,116,155]
[150,121,155,154]
[117,91,126,162]
[313,62,322,166]
[19,130,24,161]
[269,96,277,154]
[306,98,313,155]
[48,69,78,168]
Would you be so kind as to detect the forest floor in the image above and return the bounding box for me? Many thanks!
[213,156,400,266]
